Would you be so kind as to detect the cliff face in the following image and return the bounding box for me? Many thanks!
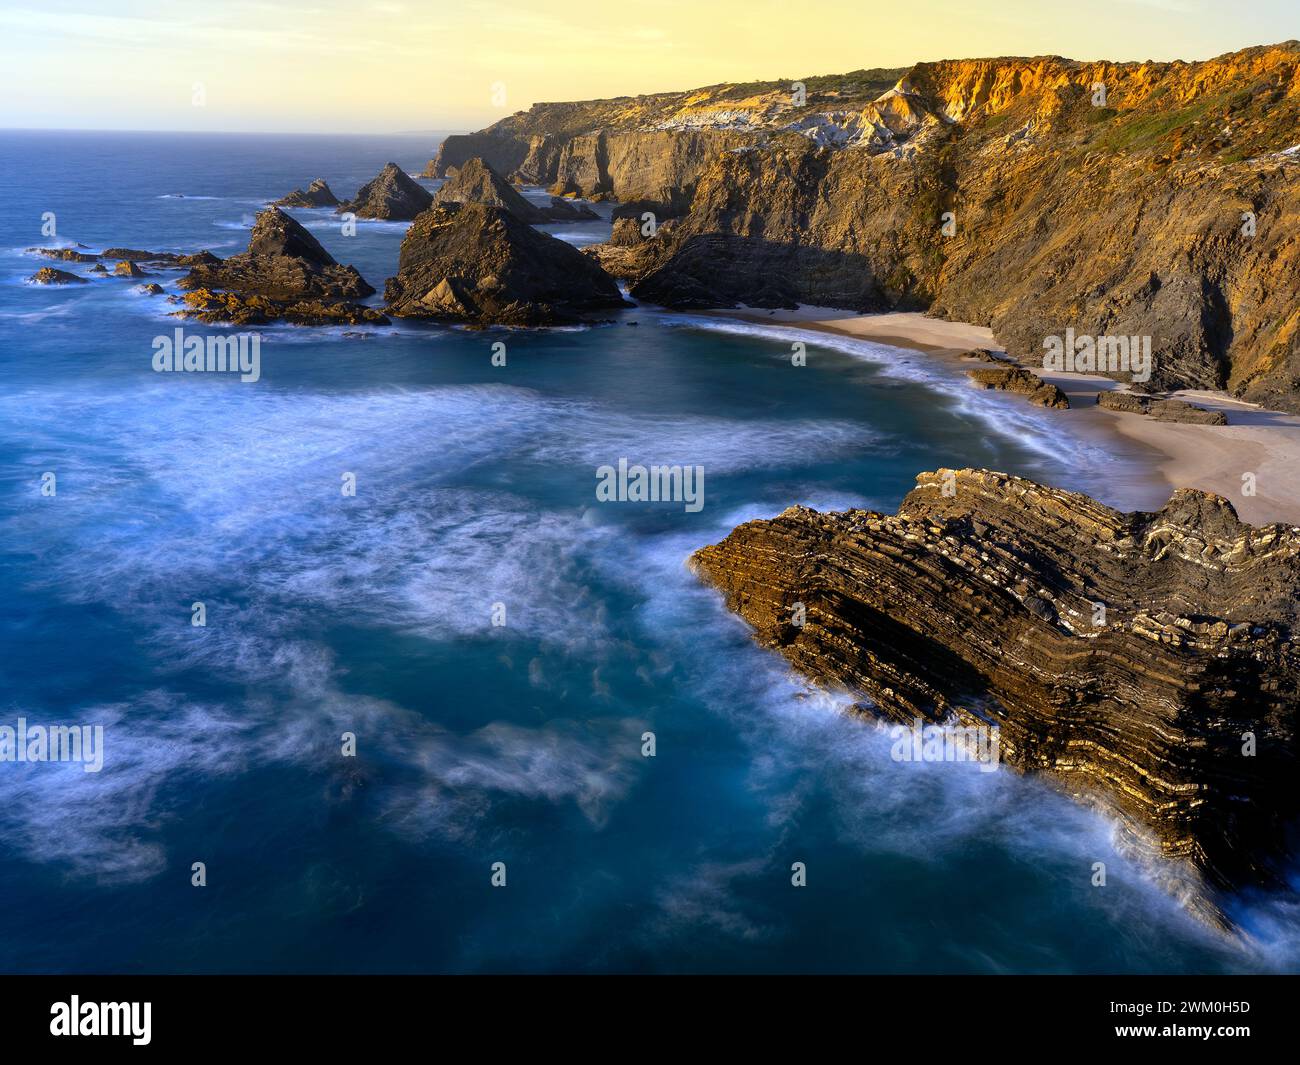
[691,470,1300,925]
[430,44,1300,408]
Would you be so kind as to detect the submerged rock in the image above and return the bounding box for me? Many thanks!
[28,267,88,285]
[384,201,629,325]
[272,178,341,208]
[967,365,1070,409]
[176,207,384,325]
[691,469,1300,928]
[27,247,98,262]
[337,162,432,220]
[432,158,597,223]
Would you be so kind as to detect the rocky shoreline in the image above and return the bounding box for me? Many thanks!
[691,469,1300,929]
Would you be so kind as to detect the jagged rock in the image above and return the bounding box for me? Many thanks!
[582,217,679,282]
[337,162,432,220]
[272,178,340,208]
[176,207,383,325]
[28,267,88,285]
[89,264,108,275]
[136,283,165,295]
[384,201,629,325]
[432,158,597,222]
[27,247,98,262]
[691,468,1300,928]
[1098,389,1229,425]
[967,366,1070,408]
[114,261,148,278]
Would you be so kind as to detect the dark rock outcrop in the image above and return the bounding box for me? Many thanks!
[272,178,340,208]
[337,163,432,220]
[432,158,598,222]
[967,365,1070,408]
[1098,389,1229,425]
[384,202,629,325]
[176,207,384,325]
[101,248,217,265]
[691,469,1300,927]
[28,267,88,285]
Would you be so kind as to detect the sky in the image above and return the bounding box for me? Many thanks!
[1,0,1296,133]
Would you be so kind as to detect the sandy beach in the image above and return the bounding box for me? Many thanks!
[710,306,1300,527]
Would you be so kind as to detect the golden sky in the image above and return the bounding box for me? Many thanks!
[3,0,1295,132]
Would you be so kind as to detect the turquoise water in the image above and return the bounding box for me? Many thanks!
[0,131,1295,973]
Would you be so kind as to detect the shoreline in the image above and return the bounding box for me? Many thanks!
[704,306,1300,527]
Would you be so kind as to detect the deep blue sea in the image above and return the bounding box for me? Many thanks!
[0,130,1296,973]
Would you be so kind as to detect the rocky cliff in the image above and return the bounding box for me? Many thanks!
[430,44,1300,409]
[691,469,1300,926]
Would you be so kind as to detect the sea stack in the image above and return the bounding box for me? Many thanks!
[337,162,433,220]
[176,206,385,325]
[383,201,629,325]
[272,178,341,208]
[433,158,599,222]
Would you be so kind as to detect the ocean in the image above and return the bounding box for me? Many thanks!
[0,130,1294,973]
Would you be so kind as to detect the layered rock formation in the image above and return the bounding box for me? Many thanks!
[384,201,629,325]
[691,469,1300,926]
[1097,389,1229,424]
[433,158,598,222]
[967,365,1070,408]
[337,163,432,220]
[272,178,341,208]
[430,44,1300,409]
[176,207,385,325]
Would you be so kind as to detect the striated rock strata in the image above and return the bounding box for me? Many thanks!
[384,202,629,325]
[690,469,1300,926]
